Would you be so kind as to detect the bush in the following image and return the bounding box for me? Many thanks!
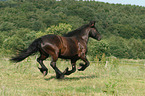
[2,28,37,53]
[88,39,109,60]
[0,22,16,32]
[127,38,145,59]
[46,23,72,35]
[2,35,25,52]
[35,31,47,38]
[107,36,129,58]
[0,35,3,48]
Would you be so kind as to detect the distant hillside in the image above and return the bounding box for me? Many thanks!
[0,0,145,59]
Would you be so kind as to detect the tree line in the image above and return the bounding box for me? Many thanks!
[0,0,145,59]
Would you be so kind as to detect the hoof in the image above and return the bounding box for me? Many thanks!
[43,71,48,76]
[38,67,48,76]
[78,63,85,71]
[78,67,86,71]
[56,73,64,79]
[78,67,83,71]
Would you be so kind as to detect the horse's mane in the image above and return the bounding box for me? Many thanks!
[63,23,90,37]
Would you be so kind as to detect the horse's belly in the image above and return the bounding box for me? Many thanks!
[59,54,78,59]
[60,49,78,56]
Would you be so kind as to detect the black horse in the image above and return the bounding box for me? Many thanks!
[11,21,101,79]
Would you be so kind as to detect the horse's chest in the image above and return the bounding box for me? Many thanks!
[78,42,87,57]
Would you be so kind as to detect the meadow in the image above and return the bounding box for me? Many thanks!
[0,55,144,96]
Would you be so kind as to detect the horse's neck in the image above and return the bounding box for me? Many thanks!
[80,34,89,43]
[76,33,89,51]
[79,28,90,44]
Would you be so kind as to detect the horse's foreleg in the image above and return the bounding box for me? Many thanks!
[50,61,64,79]
[63,60,76,75]
[50,53,64,79]
[78,56,90,71]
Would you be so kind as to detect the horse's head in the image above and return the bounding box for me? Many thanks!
[89,21,101,41]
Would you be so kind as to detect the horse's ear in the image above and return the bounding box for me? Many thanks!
[89,21,96,27]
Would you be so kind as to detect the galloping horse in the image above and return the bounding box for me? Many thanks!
[11,21,101,79]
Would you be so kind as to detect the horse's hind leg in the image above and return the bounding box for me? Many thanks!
[37,54,49,76]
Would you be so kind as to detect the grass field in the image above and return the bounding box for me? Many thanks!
[0,55,145,96]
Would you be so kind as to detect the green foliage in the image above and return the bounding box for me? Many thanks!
[107,24,142,39]
[65,16,85,29]
[107,36,129,58]
[0,0,145,59]
[2,28,37,52]
[2,35,25,52]
[35,31,46,38]
[88,39,109,60]
[35,23,72,38]
[74,6,96,21]
[46,23,72,35]
[127,38,145,59]
[0,34,4,48]
[0,22,16,32]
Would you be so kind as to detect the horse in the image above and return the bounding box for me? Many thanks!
[11,21,101,79]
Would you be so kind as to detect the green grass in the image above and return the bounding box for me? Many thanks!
[0,56,145,96]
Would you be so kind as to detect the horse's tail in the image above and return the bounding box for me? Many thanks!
[11,38,42,62]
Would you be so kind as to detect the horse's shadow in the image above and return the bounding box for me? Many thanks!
[44,75,97,81]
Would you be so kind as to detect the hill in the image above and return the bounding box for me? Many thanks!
[0,0,145,59]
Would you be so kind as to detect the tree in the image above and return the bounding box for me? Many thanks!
[107,35,129,58]
[127,38,145,59]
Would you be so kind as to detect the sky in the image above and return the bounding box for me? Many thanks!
[97,0,145,7]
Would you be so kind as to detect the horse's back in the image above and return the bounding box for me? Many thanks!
[40,34,61,47]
